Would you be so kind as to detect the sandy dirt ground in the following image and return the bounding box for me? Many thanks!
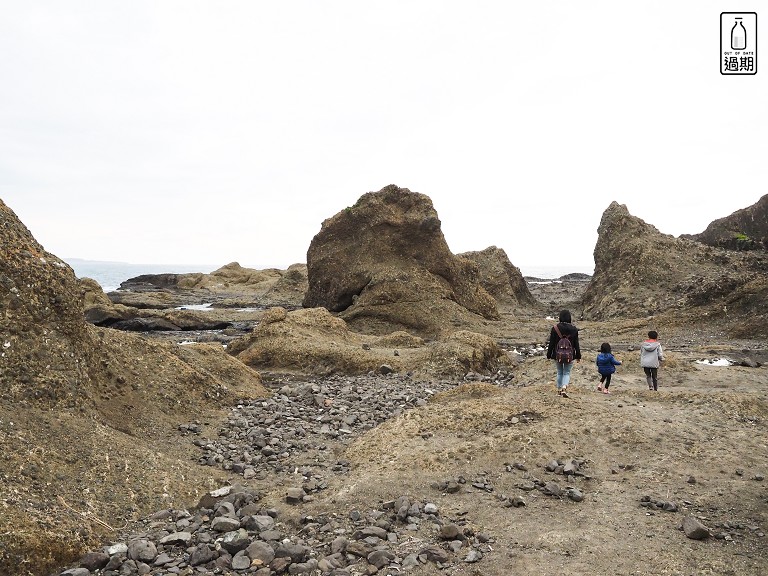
[321,358,767,575]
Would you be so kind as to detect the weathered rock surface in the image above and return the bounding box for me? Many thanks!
[524,274,591,311]
[682,515,711,540]
[580,201,768,337]
[113,262,308,310]
[82,262,308,336]
[459,246,536,307]
[81,277,132,324]
[303,185,499,336]
[81,277,234,332]
[682,193,768,251]
[1,199,93,406]
[0,198,268,575]
[227,306,514,378]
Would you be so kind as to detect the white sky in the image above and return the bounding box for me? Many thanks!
[1,1,766,271]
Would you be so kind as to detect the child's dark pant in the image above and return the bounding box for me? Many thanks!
[644,367,658,390]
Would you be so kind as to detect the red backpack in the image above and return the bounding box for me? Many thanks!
[553,324,574,364]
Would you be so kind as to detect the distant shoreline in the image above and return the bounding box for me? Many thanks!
[64,258,595,292]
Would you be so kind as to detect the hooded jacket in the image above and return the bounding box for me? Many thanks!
[596,352,621,375]
[640,340,664,368]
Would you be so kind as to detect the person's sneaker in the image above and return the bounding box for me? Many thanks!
[597,386,603,392]
[560,390,569,398]
[603,389,610,394]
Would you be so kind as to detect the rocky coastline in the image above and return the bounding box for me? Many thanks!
[1,187,767,576]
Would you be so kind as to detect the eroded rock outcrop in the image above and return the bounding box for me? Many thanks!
[0,198,267,575]
[682,193,768,251]
[1,200,93,405]
[581,201,768,337]
[228,306,513,378]
[303,185,499,336]
[460,246,536,306]
[81,277,133,324]
[113,262,308,309]
[81,277,233,332]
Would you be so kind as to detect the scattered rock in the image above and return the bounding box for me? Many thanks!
[59,488,489,576]
[567,488,584,502]
[682,516,711,540]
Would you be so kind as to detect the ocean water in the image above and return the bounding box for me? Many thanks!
[518,264,594,279]
[65,259,593,292]
[65,259,222,292]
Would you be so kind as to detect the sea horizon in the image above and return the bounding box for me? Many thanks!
[64,258,594,292]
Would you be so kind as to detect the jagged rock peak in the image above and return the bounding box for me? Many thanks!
[303,185,498,336]
[459,246,536,306]
[581,201,768,336]
[682,193,768,251]
[0,198,93,405]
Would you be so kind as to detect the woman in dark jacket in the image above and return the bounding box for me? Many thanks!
[546,309,581,397]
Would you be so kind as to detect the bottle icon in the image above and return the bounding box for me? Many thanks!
[731,18,747,50]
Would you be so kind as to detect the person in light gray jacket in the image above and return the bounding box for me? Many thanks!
[640,330,665,391]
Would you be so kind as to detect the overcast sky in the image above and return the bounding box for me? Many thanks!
[1,1,766,272]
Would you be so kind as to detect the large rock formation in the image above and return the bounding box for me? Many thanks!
[581,201,768,337]
[303,185,499,336]
[459,246,537,306]
[0,198,267,575]
[227,306,514,378]
[682,193,768,251]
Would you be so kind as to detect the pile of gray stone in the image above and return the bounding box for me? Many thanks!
[59,484,491,576]
[58,374,494,575]
[188,373,458,481]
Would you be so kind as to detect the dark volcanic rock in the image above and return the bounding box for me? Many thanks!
[580,202,768,337]
[119,273,195,290]
[303,185,499,336]
[682,194,768,251]
[559,273,591,281]
[110,317,184,331]
[460,246,536,306]
[81,277,134,325]
[82,278,233,332]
